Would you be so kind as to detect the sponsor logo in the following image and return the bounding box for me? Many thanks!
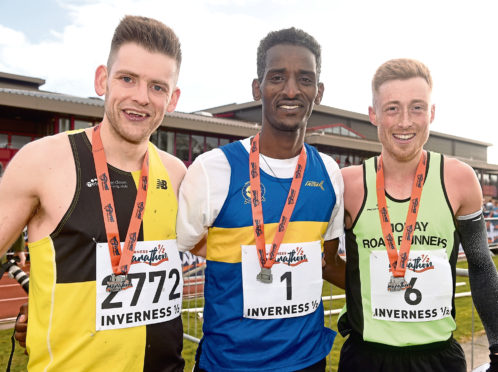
[287,189,296,205]
[86,178,128,189]
[295,164,303,178]
[156,179,168,190]
[411,198,419,213]
[132,244,169,266]
[274,246,309,267]
[304,180,325,191]
[99,173,110,190]
[242,181,266,204]
[136,201,144,219]
[406,254,435,273]
[104,203,115,222]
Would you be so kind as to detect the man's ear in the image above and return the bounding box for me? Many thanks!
[314,82,324,105]
[430,103,436,124]
[252,79,261,101]
[94,65,107,97]
[166,87,181,113]
[368,106,378,127]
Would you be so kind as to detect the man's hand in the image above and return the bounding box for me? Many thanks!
[14,302,28,349]
[13,251,26,267]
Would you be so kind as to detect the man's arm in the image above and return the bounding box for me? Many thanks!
[0,143,42,257]
[322,238,345,289]
[176,149,229,254]
[445,157,498,366]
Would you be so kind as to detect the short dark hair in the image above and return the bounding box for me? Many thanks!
[107,15,182,71]
[256,27,321,81]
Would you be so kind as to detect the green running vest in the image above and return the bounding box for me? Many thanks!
[338,152,460,346]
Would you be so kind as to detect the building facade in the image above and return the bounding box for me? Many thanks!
[1,71,497,198]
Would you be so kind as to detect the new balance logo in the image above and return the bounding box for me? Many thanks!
[156,179,168,190]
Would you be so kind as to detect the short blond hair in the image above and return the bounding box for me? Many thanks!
[372,58,432,104]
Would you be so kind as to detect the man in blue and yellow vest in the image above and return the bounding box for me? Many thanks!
[177,28,346,371]
[338,58,498,372]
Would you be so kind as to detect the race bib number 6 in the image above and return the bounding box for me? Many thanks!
[96,240,183,331]
[241,241,323,319]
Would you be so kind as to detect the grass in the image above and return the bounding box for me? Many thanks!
[2,255,496,372]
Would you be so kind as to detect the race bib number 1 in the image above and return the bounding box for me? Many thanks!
[241,241,322,319]
[96,240,183,331]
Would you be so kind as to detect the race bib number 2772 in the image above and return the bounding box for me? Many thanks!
[95,240,183,331]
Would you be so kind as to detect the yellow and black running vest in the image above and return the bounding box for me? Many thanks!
[26,131,184,371]
[338,152,460,346]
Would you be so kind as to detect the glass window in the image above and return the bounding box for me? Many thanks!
[206,136,218,152]
[191,135,204,161]
[10,135,31,149]
[74,120,92,130]
[175,133,189,161]
[157,131,175,154]
[0,134,8,148]
[59,118,71,132]
[219,138,229,146]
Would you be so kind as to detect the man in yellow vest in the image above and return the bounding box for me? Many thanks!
[0,15,186,371]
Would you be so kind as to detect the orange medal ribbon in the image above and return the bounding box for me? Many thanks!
[92,124,149,280]
[249,133,307,283]
[376,152,427,282]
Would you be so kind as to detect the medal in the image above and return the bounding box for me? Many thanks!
[92,124,149,285]
[387,276,410,292]
[376,153,427,293]
[249,133,307,284]
[256,267,273,283]
[106,274,132,292]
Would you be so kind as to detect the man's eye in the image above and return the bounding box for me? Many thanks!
[153,85,164,92]
[121,76,133,83]
[270,75,284,82]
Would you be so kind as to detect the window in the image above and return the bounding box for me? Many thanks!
[206,136,218,152]
[175,133,189,161]
[191,135,204,161]
[10,135,31,149]
[59,118,71,132]
[0,134,8,148]
[74,120,92,130]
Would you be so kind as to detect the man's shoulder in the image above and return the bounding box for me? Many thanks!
[14,132,71,164]
[341,164,363,180]
[155,148,187,173]
[442,155,475,180]
[317,151,339,169]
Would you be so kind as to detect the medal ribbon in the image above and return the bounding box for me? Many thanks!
[92,124,149,275]
[249,133,307,269]
[376,152,427,277]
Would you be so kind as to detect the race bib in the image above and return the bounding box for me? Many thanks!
[370,249,452,322]
[241,241,322,319]
[96,240,183,331]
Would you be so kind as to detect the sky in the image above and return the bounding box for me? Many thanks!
[1,0,497,163]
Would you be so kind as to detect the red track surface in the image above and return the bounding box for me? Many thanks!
[0,264,29,320]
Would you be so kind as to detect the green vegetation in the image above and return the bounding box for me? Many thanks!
[2,256,496,372]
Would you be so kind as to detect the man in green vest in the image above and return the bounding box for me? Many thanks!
[338,58,498,371]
